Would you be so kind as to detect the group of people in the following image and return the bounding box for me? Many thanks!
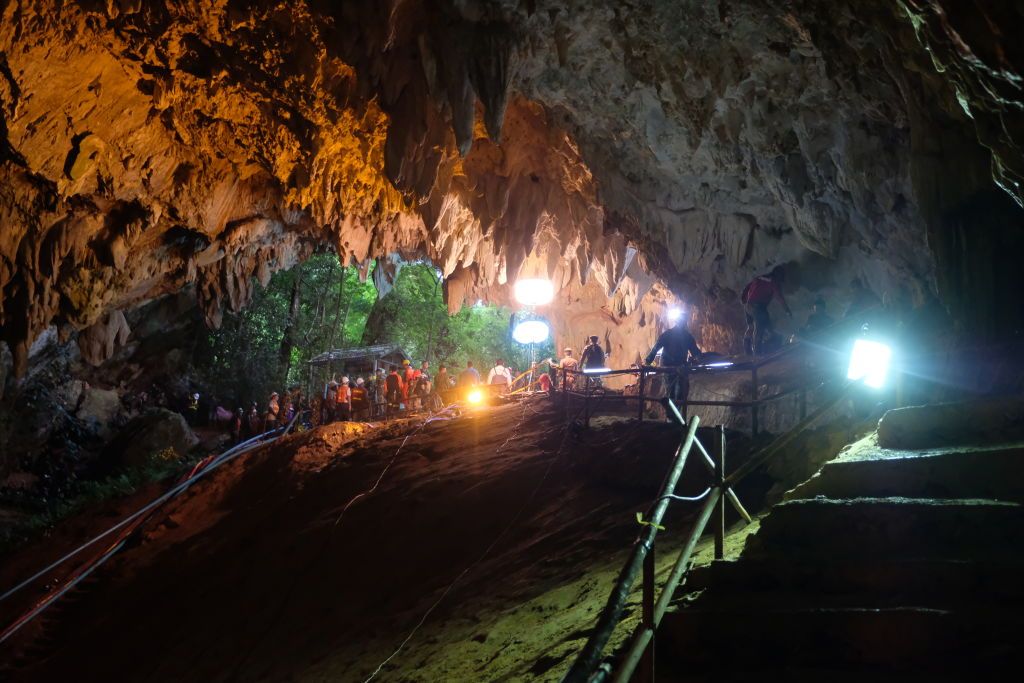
[211,265,950,441]
[317,359,448,423]
[221,387,305,445]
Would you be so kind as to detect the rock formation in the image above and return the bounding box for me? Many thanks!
[1,0,1022,379]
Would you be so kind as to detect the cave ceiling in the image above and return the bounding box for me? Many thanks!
[1,0,1022,373]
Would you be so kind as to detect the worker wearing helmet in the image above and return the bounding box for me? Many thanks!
[336,377,351,422]
[549,347,579,391]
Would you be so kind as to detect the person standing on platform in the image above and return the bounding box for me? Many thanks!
[645,314,702,421]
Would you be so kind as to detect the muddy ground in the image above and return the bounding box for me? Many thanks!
[0,398,767,682]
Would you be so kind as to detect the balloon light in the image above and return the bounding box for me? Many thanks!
[512,320,550,345]
[847,339,892,389]
[514,279,555,306]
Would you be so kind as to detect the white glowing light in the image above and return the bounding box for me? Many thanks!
[703,361,734,369]
[512,320,550,344]
[667,307,684,322]
[582,367,612,374]
[847,339,892,389]
[514,279,555,306]
[467,389,484,405]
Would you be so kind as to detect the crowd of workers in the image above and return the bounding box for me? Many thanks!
[204,263,950,442]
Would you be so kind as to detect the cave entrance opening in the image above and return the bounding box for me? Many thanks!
[190,253,554,414]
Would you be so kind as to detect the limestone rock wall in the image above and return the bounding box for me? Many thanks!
[1,0,1022,381]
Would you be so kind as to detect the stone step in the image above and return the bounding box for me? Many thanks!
[652,666,947,683]
[742,497,1024,561]
[680,557,1024,610]
[657,605,1023,673]
[786,445,1024,502]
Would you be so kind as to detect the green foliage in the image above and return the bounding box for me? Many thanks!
[192,252,376,406]
[0,452,188,555]
[192,256,553,407]
[361,263,554,372]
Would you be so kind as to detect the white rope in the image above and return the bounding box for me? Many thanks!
[360,396,566,682]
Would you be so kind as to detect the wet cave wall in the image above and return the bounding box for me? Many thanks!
[1,1,1023,468]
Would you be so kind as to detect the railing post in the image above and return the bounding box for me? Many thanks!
[750,365,759,437]
[563,369,569,421]
[637,368,646,423]
[714,425,726,561]
[640,542,656,682]
[682,365,690,423]
[584,374,592,428]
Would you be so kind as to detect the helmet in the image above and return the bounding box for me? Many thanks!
[564,347,573,353]
[402,359,411,365]
[341,376,349,384]
[192,393,199,400]
[356,377,364,386]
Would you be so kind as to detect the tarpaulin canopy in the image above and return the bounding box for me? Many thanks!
[307,343,411,367]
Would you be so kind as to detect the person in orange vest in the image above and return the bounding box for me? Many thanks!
[402,359,420,410]
[336,377,352,421]
[386,366,405,416]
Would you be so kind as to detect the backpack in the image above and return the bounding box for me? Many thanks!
[740,280,753,304]
[582,344,605,368]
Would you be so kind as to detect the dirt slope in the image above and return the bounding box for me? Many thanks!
[1,399,735,682]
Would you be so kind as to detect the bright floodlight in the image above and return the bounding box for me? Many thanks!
[514,278,555,306]
[512,319,550,344]
[667,307,683,322]
[847,339,892,389]
[582,367,612,374]
[467,389,484,405]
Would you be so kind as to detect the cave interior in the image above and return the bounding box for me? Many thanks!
[1,0,1024,680]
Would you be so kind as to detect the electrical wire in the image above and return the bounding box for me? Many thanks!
[333,405,459,526]
[359,395,563,682]
[658,488,712,503]
[0,414,305,646]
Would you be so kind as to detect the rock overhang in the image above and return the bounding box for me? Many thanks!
[1,0,1022,375]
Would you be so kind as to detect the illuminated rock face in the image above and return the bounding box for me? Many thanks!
[1,1,1022,376]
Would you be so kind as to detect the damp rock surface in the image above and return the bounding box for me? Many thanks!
[1,0,1022,377]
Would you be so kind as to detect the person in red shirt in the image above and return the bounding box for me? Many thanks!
[741,265,792,356]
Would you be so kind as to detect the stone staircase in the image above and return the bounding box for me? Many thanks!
[655,423,1024,681]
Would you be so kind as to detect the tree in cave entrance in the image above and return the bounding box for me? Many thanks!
[360,263,553,372]
[192,257,553,409]
[191,253,376,408]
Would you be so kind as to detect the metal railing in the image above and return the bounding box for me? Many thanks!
[551,310,874,435]
[560,382,852,683]
[554,362,809,436]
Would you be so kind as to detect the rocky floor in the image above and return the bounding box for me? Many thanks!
[0,398,771,682]
[657,412,1024,680]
